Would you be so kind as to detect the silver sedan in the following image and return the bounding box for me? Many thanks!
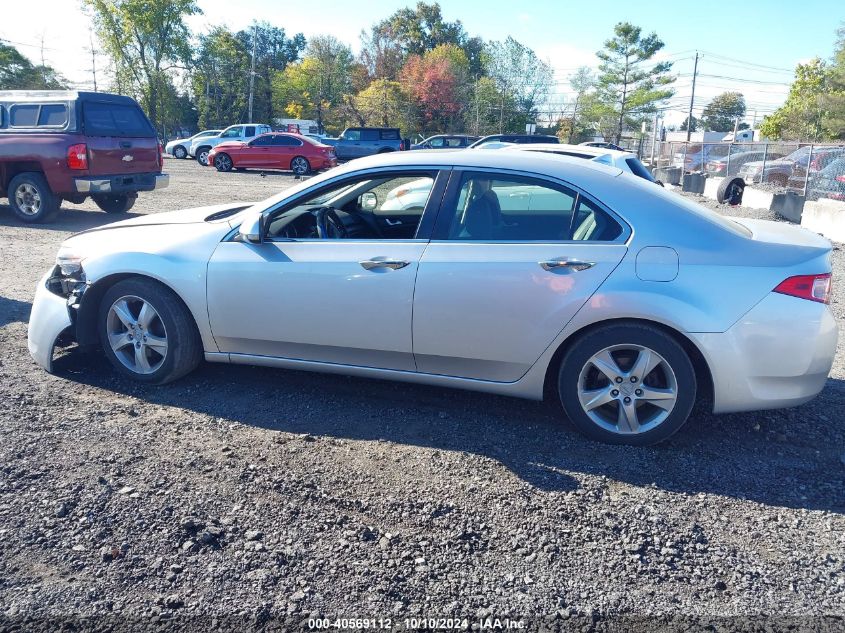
[28,151,838,445]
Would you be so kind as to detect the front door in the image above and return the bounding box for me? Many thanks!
[413,170,629,382]
[206,169,446,371]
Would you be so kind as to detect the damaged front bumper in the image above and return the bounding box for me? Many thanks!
[27,268,85,372]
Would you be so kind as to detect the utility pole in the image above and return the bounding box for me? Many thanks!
[88,26,98,92]
[686,51,699,143]
[247,23,257,123]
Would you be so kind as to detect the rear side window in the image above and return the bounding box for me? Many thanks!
[361,130,379,141]
[245,126,256,137]
[379,129,399,140]
[272,135,302,147]
[10,104,39,127]
[38,104,68,126]
[83,102,154,137]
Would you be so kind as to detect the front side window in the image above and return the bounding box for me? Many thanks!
[221,127,242,138]
[343,129,361,141]
[442,172,621,242]
[429,137,444,147]
[265,172,436,241]
[250,135,273,146]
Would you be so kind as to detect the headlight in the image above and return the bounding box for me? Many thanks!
[56,245,85,276]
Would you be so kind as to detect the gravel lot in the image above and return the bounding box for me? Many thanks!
[0,159,843,631]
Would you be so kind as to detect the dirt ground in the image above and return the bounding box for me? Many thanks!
[0,158,843,631]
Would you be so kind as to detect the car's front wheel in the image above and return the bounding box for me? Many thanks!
[98,278,202,384]
[558,323,696,445]
[214,153,233,172]
[173,145,187,159]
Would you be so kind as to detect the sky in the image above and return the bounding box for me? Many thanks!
[2,0,842,127]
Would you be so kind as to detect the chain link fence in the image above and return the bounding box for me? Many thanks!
[646,141,845,201]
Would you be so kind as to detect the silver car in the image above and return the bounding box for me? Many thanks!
[28,151,838,445]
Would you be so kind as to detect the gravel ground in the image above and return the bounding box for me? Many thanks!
[0,160,843,632]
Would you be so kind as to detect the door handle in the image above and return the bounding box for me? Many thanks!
[539,258,595,272]
[360,259,410,270]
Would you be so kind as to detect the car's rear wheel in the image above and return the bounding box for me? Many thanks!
[291,156,311,175]
[558,323,696,445]
[93,194,136,214]
[214,153,233,172]
[196,147,211,166]
[173,145,187,159]
[98,278,202,384]
[8,172,60,223]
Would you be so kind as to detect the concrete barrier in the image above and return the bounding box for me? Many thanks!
[770,192,805,223]
[801,198,845,243]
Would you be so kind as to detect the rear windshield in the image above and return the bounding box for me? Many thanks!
[624,157,656,182]
[83,102,154,137]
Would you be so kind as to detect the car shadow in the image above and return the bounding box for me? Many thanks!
[0,204,142,232]
[52,348,845,514]
[0,296,32,327]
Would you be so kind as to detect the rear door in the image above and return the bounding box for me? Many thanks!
[270,134,302,169]
[81,100,159,175]
[413,170,629,381]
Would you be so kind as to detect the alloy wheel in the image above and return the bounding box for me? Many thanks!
[198,150,210,166]
[106,295,168,375]
[291,157,309,175]
[15,183,42,216]
[577,344,678,435]
[215,154,232,171]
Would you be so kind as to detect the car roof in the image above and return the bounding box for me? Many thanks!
[512,143,637,159]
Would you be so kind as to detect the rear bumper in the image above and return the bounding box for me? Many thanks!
[28,270,73,372]
[74,173,169,194]
[689,293,838,414]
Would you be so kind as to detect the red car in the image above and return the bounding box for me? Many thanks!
[207,132,336,175]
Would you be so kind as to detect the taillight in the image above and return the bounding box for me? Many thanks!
[158,142,163,168]
[400,140,405,151]
[774,273,832,304]
[67,143,88,170]
[835,175,845,183]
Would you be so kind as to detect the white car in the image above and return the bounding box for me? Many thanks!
[28,151,837,445]
[509,144,660,183]
[190,124,272,166]
[165,130,221,159]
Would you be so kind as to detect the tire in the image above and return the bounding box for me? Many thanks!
[377,148,394,154]
[557,323,697,446]
[173,145,187,159]
[716,177,745,205]
[93,194,136,214]
[196,146,212,166]
[8,172,60,223]
[290,156,311,176]
[98,277,203,385]
[214,153,233,172]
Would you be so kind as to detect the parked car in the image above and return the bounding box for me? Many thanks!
[705,149,786,177]
[321,127,405,160]
[672,144,733,172]
[411,134,479,150]
[29,151,837,446]
[580,141,625,151]
[190,124,272,166]
[165,130,221,159]
[0,90,167,222]
[785,146,845,190]
[468,134,559,148]
[806,157,845,201]
[510,143,660,184]
[738,146,845,188]
[206,132,337,175]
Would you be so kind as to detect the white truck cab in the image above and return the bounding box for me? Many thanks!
[191,124,271,165]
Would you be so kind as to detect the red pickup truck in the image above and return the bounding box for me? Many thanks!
[0,90,168,223]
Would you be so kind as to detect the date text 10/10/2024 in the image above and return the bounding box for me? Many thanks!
[308,617,527,630]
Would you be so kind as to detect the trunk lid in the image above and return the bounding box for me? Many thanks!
[730,217,832,253]
[81,100,160,175]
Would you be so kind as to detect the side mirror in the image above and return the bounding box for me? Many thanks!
[360,192,378,210]
[237,213,264,243]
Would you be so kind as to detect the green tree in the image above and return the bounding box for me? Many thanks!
[192,26,251,128]
[595,22,674,144]
[561,66,595,143]
[484,37,552,132]
[85,0,200,134]
[760,58,832,141]
[701,92,746,132]
[821,25,845,139]
[680,115,698,132]
[0,42,66,89]
[353,79,415,132]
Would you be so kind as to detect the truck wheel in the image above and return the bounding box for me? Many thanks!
[93,194,136,214]
[716,177,745,205]
[8,172,60,223]
[173,146,187,159]
[196,147,212,166]
[291,156,311,175]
